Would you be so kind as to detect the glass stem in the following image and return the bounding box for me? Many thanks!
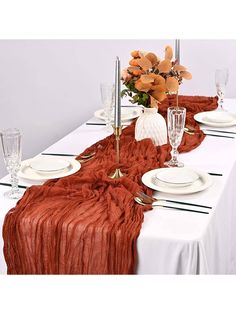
[220,98,224,110]
[10,172,19,193]
[171,146,179,164]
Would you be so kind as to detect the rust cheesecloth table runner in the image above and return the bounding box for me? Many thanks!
[3,95,218,274]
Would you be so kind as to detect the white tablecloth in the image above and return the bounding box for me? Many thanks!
[1,100,236,274]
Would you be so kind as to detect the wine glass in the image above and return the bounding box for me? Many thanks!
[100,83,115,132]
[215,68,229,111]
[164,107,186,167]
[0,128,24,199]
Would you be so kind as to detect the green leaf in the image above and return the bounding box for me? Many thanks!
[121,89,129,98]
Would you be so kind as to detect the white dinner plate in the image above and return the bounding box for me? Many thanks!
[194,111,236,127]
[19,157,81,181]
[155,167,199,187]
[29,156,71,173]
[142,167,213,195]
[94,107,141,122]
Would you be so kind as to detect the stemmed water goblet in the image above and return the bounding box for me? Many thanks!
[164,107,186,168]
[215,68,229,111]
[100,83,115,132]
[0,128,24,199]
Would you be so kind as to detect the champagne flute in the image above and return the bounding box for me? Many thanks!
[215,68,229,111]
[100,83,115,132]
[164,107,186,167]
[0,128,24,199]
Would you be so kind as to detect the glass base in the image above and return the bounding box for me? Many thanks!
[4,188,24,200]
[217,105,227,112]
[164,160,184,168]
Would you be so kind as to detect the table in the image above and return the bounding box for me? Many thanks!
[1,99,236,274]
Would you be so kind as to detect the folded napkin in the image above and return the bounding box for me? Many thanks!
[3,95,217,274]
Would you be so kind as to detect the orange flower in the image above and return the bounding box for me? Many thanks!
[151,87,167,102]
[180,71,192,80]
[127,66,144,76]
[129,59,140,66]
[145,52,160,66]
[140,74,155,84]
[131,50,140,58]
[135,79,152,93]
[166,77,179,93]
[136,57,153,71]
[157,59,172,73]
[164,46,173,60]
[149,73,166,87]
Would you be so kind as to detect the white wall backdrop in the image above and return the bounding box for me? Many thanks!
[0,39,236,176]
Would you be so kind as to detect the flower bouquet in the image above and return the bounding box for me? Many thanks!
[121,45,192,146]
[121,46,192,108]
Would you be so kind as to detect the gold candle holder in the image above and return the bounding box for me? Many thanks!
[108,126,126,179]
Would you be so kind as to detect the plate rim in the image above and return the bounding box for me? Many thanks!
[94,107,140,121]
[142,167,213,195]
[155,167,199,186]
[194,111,236,127]
[19,157,81,181]
[29,156,71,172]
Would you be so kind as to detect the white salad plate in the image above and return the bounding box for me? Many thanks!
[29,156,71,173]
[19,157,81,181]
[194,111,236,127]
[155,167,199,187]
[94,107,141,122]
[142,167,213,195]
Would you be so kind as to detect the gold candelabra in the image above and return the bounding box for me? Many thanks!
[108,126,126,179]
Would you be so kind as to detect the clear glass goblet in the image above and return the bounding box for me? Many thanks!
[0,128,24,199]
[215,68,229,111]
[100,83,115,132]
[164,107,186,168]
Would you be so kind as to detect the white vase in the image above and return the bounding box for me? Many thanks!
[135,107,167,146]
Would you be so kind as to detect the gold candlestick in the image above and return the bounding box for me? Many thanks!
[108,126,126,179]
[176,90,179,109]
[175,39,180,109]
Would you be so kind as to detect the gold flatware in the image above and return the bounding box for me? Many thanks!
[184,125,197,135]
[136,191,212,209]
[184,126,235,138]
[80,151,96,159]
[202,129,236,135]
[204,133,234,139]
[134,197,209,214]
[78,151,96,163]
[78,157,94,163]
